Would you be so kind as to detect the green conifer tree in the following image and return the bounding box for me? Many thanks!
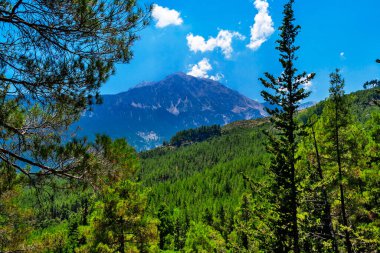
[326,69,353,253]
[76,137,158,253]
[184,222,226,253]
[157,204,174,250]
[297,116,338,252]
[0,164,33,252]
[259,0,314,251]
[77,180,158,253]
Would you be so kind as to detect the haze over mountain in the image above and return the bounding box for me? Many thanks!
[77,73,267,150]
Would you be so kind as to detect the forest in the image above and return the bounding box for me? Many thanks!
[0,0,379,252]
[165,125,222,147]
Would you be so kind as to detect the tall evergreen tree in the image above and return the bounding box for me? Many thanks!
[326,69,353,253]
[259,0,315,252]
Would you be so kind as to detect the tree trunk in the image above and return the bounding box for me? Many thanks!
[291,162,300,253]
[311,125,339,253]
[289,115,300,253]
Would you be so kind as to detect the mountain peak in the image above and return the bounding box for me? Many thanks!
[132,72,223,92]
[164,72,221,83]
[168,72,188,78]
[134,81,155,88]
[79,72,267,150]
[163,72,199,82]
[133,72,193,90]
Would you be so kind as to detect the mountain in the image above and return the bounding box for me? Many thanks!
[76,73,267,150]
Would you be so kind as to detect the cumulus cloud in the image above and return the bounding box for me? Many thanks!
[187,58,212,78]
[187,58,223,81]
[186,30,245,59]
[152,4,183,28]
[247,0,275,50]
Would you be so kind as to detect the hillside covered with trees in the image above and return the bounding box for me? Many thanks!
[139,87,380,252]
[1,86,378,252]
[0,0,379,252]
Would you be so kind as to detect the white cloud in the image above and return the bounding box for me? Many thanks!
[186,30,245,59]
[340,52,346,60]
[247,0,275,51]
[187,58,223,81]
[303,80,313,90]
[301,74,314,90]
[152,4,183,28]
[187,58,212,78]
[210,73,224,81]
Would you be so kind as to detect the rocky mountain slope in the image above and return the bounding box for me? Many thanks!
[76,73,267,150]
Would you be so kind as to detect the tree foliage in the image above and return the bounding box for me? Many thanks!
[0,0,150,178]
[1,2,379,252]
[363,80,380,89]
[0,164,33,252]
[2,87,379,252]
[259,0,314,251]
[168,125,221,147]
[77,180,158,253]
[183,221,226,253]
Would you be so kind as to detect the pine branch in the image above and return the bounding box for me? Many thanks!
[0,147,82,180]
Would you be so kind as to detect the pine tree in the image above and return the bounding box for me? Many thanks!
[309,118,338,252]
[322,69,353,252]
[76,137,159,252]
[232,194,253,251]
[184,222,226,253]
[0,164,33,252]
[297,116,339,252]
[157,204,174,250]
[259,0,314,252]
[77,180,159,253]
[230,192,275,252]
[0,0,150,179]
[358,111,380,251]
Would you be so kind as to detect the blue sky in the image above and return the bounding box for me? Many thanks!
[101,0,380,102]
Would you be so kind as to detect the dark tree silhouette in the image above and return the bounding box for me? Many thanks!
[259,0,314,252]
